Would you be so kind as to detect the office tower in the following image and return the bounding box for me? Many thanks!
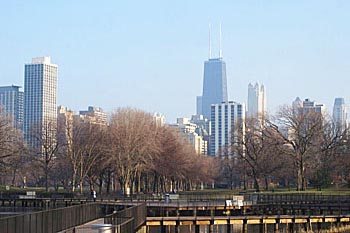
[191,114,211,137]
[300,98,326,114]
[78,106,108,125]
[196,96,202,115]
[200,58,228,120]
[153,112,166,127]
[247,83,266,120]
[191,114,210,154]
[210,101,245,156]
[292,97,303,113]
[0,85,24,129]
[293,97,325,114]
[197,25,228,120]
[57,106,74,150]
[333,98,348,131]
[24,57,58,149]
[171,117,208,155]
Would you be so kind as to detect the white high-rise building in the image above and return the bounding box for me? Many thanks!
[210,101,245,156]
[24,57,57,149]
[247,83,266,120]
[153,112,166,127]
[333,98,347,131]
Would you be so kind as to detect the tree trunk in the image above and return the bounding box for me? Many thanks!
[253,174,260,192]
[80,180,83,194]
[264,176,269,191]
[45,165,49,192]
[106,171,111,194]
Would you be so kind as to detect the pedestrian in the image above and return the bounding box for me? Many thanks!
[91,189,97,202]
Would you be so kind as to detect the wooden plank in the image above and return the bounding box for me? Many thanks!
[295,218,307,223]
[196,220,210,225]
[146,221,161,226]
[230,219,244,224]
[263,219,276,224]
[280,219,292,224]
[310,218,323,223]
[163,221,176,225]
[325,218,337,223]
[180,221,193,225]
[247,219,261,224]
[214,220,227,225]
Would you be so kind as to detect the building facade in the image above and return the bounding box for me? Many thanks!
[199,58,228,120]
[171,117,208,155]
[300,98,326,114]
[0,85,24,129]
[247,82,266,120]
[153,112,166,127]
[78,106,108,125]
[57,106,74,150]
[210,101,245,156]
[333,98,348,131]
[24,57,58,149]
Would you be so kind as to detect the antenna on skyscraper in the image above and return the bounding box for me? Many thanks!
[209,23,212,59]
[219,22,222,58]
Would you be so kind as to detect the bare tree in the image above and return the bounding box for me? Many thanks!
[275,105,324,191]
[310,119,347,189]
[28,121,59,191]
[0,110,24,169]
[231,117,285,192]
[108,108,159,195]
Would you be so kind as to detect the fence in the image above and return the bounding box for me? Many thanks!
[104,203,147,233]
[0,203,102,233]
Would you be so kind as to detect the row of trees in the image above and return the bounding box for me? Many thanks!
[222,106,350,192]
[1,105,350,194]
[0,108,217,194]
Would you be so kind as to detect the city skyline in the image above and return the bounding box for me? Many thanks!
[1,1,350,122]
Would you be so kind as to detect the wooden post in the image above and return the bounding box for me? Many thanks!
[209,219,214,233]
[243,219,248,233]
[195,223,200,233]
[274,218,280,233]
[227,219,231,233]
[161,220,166,233]
[175,220,180,233]
[259,218,264,233]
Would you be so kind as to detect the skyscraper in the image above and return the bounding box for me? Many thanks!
[201,58,228,120]
[24,57,58,149]
[210,101,245,156]
[292,98,326,119]
[333,98,348,131]
[247,83,266,120]
[0,85,24,129]
[197,25,228,120]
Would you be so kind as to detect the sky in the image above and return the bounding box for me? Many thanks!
[0,0,350,122]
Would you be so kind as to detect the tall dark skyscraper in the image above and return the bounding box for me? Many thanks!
[197,24,228,120]
[200,58,228,119]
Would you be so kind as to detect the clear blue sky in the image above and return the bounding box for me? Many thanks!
[1,0,349,122]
